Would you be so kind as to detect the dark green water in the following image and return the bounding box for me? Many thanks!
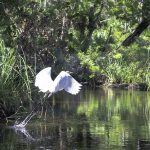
[1,87,150,150]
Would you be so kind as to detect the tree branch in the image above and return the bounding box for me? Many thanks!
[122,19,150,47]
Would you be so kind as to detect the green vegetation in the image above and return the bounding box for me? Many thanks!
[0,39,33,117]
[0,0,149,116]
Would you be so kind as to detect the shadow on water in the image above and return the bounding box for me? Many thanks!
[1,87,150,150]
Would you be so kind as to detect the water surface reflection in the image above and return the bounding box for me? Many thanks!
[1,87,150,149]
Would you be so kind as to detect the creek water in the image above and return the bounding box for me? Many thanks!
[0,87,150,150]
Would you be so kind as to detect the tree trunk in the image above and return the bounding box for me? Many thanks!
[122,19,150,47]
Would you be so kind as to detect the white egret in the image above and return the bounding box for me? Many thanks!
[35,67,82,96]
[14,67,81,128]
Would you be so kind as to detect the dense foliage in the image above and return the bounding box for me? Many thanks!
[0,0,149,116]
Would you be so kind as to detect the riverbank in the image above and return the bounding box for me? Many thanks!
[82,81,149,91]
[106,83,148,91]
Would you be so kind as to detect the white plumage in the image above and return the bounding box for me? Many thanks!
[35,67,82,95]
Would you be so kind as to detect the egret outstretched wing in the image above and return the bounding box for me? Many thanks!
[35,67,82,95]
[35,67,52,92]
[53,71,82,95]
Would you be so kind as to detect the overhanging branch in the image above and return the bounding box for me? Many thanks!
[122,19,150,47]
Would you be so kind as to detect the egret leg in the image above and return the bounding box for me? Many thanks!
[44,107,47,120]
[21,112,36,127]
[14,94,52,127]
[40,104,44,118]
[14,110,36,128]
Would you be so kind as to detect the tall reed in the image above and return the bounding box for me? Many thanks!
[0,40,34,116]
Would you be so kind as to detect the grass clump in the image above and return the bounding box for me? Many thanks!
[0,40,34,117]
